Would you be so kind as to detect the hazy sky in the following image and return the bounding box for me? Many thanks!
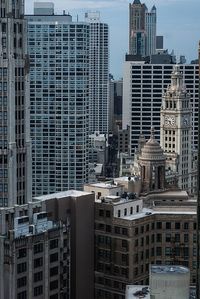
[25,0,200,79]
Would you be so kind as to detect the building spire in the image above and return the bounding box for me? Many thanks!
[150,127,155,139]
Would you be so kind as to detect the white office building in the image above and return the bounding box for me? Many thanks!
[26,3,89,196]
[85,12,109,134]
[0,0,32,207]
[123,60,199,156]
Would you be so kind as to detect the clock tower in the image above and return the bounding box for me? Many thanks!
[160,65,193,192]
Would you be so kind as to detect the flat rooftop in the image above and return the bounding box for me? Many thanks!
[126,285,196,299]
[126,286,150,299]
[85,182,121,189]
[120,206,196,221]
[34,190,92,201]
[151,265,189,274]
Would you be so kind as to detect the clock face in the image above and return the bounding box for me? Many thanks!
[165,116,175,126]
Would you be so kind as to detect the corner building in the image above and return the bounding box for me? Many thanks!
[26,4,89,196]
[87,132,197,299]
[0,0,32,207]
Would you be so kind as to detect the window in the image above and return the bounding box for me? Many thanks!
[50,280,58,290]
[122,240,128,248]
[34,285,43,296]
[17,276,27,288]
[122,228,128,235]
[99,209,104,217]
[34,243,43,254]
[156,222,162,229]
[106,210,111,218]
[17,262,27,274]
[165,247,172,256]
[184,222,189,230]
[17,291,27,299]
[18,248,27,259]
[166,222,171,229]
[175,234,180,242]
[166,234,171,242]
[136,205,139,213]
[50,239,58,250]
[184,234,189,243]
[34,271,43,282]
[175,222,180,229]
[193,234,197,243]
[118,210,121,217]
[115,226,120,234]
[183,247,189,257]
[50,252,58,263]
[174,247,180,256]
[34,257,43,268]
[124,208,127,216]
[130,207,133,214]
[156,247,162,256]
[106,225,111,232]
[156,234,162,242]
[50,266,59,277]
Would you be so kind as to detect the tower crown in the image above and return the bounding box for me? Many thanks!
[168,64,186,93]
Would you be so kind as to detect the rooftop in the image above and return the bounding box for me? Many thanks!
[151,265,189,274]
[126,285,196,299]
[120,206,196,221]
[85,182,120,189]
[126,285,150,299]
[34,190,92,201]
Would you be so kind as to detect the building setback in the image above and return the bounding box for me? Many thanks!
[26,3,89,196]
[0,0,32,207]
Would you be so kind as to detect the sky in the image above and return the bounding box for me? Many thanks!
[25,0,200,79]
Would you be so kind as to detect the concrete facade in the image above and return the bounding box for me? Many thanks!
[0,0,32,207]
[26,5,89,196]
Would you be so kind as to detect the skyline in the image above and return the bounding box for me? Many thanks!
[26,0,200,79]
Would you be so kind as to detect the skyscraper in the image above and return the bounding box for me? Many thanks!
[145,5,156,56]
[129,0,146,56]
[26,3,89,196]
[85,12,109,134]
[123,60,199,155]
[0,0,32,207]
[129,0,156,56]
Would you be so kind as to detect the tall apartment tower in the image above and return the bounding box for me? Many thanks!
[123,60,199,155]
[129,0,156,56]
[85,12,109,134]
[160,65,192,191]
[0,0,32,207]
[26,3,89,196]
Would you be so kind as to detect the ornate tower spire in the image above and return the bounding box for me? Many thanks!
[160,64,193,193]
